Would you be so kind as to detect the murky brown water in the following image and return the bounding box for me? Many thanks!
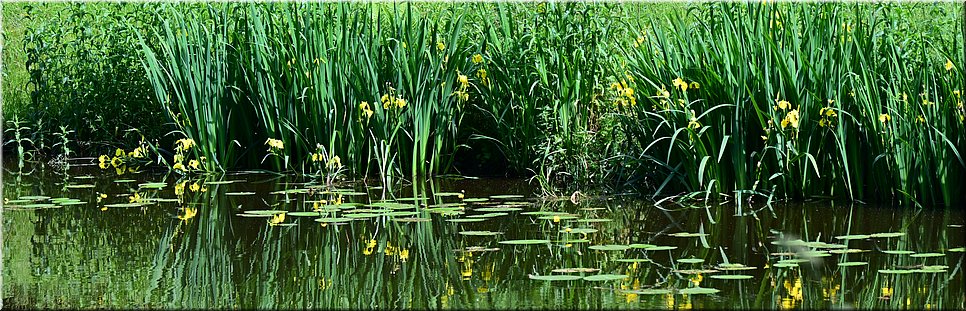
[3,162,964,309]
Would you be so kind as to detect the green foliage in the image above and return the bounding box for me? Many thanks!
[5,1,963,207]
[618,2,964,207]
[16,3,166,154]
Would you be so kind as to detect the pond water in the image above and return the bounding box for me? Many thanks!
[3,163,964,309]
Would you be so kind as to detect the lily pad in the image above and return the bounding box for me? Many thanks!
[490,194,525,199]
[909,253,944,258]
[561,228,598,234]
[447,218,486,223]
[669,232,709,238]
[21,203,58,209]
[624,289,673,295]
[467,212,508,218]
[575,218,613,223]
[459,231,503,236]
[315,217,353,223]
[104,203,149,208]
[828,249,869,254]
[589,245,631,251]
[344,213,381,219]
[528,274,583,281]
[551,268,600,273]
[677,258,705,264]
[717,264,757,271]
[392,217,432,223]
[244,210,286,215]
[462,198,490,203]
[679,287,720,295]
[644,246,678,251]
[709,275,753,280]
[433,192,463,197]
[834,234,871,240]
[521,211,570,216]
[870,232,906,238]
[797,251,831,258]
[58,200,88,206]
[19,196,51,201]
[949,247,965,252]
[66,184,96,189]
[113,179,136,183]
[878,269,915,274]
[837,261,869,267]
[881,250,915,255]
[287,211,324,217]
[772,263,800,268]
[615,258,652,263]
[386,211,420,217]
[672,269,719,274]
[138,182,167,189]
[538,215,578,221]
[225,192,257,196]
[583,274,629,281]
[474,207,522,212]
[270,189,309,195]
[499,239,550,245]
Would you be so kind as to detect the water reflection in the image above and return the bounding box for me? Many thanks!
[3,164,964,309]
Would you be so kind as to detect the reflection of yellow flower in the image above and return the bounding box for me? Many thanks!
[689,82,700,90]
[188,159,199,170]
[269,213,286,226]
[129,192,141,203]
[175,181,186,196]
[472,54,483,64]
[110,157,122,168]
[178,207,197,221]
[881,287,893,297]
[131,147,145,158]
[190,182,200,192]
[173,162,186,171]
[99,155,110,169]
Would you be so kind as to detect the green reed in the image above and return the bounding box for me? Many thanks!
[618,2,964,207]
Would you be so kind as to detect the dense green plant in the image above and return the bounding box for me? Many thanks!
[618,2,964,207]
[19,3,166,154]
[140,3,473,183]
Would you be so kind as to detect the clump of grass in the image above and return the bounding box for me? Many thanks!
[140,3,473,184]
[618,2,964,207]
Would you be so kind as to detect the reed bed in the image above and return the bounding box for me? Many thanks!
[6,2,964,207]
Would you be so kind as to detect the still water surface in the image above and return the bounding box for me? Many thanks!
[3,163,964,309]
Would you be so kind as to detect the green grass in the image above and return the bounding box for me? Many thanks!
[3,1,963,207]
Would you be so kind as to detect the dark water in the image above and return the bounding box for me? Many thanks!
[3,163,964,309]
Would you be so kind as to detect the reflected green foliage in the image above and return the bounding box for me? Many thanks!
[3,164,963,309]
